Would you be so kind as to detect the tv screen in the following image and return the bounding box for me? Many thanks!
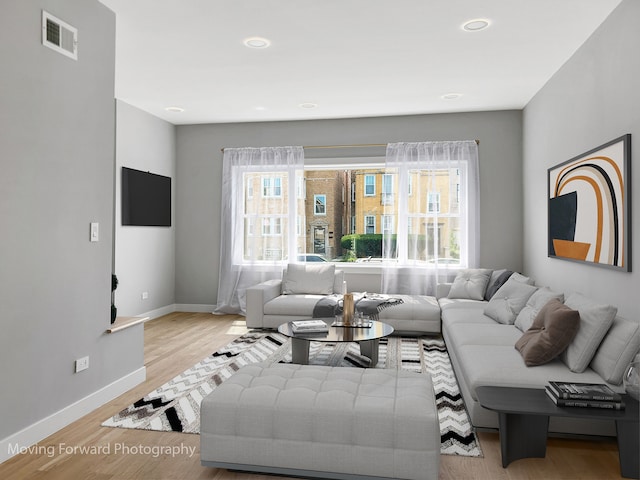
[122,167,171,227]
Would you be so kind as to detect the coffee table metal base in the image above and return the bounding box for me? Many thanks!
[291,337,380,366]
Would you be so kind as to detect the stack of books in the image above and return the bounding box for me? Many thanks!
[545,381,625,410]
[290,319,329,334]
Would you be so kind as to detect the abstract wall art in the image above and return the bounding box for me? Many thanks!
[548,134,631,271]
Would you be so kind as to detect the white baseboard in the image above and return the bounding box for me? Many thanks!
[0,366,146,464]
[139,304,218,321]
[174,303,217,313]
[140,304,176,320]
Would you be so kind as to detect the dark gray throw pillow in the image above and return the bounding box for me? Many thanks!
[484,270,514,300]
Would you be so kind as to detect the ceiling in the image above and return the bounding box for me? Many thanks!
[99,0,622,125]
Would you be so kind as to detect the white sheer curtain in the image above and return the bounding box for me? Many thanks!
[214,146,305,315]
[381,141,480,295]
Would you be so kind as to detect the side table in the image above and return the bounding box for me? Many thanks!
[476,385,639,479]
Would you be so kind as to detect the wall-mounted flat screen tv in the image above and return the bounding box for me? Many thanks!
[122,167,171,227]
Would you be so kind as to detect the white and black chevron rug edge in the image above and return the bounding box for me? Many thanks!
[101,332,483,457]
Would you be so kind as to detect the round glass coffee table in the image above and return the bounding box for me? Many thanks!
[277,318,394,366]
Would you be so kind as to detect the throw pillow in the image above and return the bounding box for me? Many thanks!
[515,299,580,367]
[448,268,493,301]
[484,269,514,300]
[560,292,617,373]
[510,272,535,285]
[282,263,336,295]
[514,287,565,332]
[484,276,538,324]
[590,317,640,385]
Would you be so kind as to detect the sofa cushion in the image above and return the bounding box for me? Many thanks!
[515,299,580,367]
[514,287,565,332]
[264,294,328,316]
[439,297,488,311]
[455,344,622,401]
[484,277,538,325]
[448,269,492,301]
[484,269,513,300]
[376,295,440,322]
[282,263,335,295]
[560,293,617,373]
[590,317,640,384]
[446,323,523,348]
[439,299,493,328]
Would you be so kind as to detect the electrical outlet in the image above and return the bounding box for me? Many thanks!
[141,291,149,300]
[75,356,89,373]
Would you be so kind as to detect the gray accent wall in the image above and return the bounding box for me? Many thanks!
[176,111,523,304]
[115,100,176,316]
[0,0,142,441]
[523,0,639,318]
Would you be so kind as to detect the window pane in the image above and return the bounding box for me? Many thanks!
[364,175,375,196]
[314,194,326,215]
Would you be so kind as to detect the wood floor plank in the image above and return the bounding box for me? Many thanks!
[0,313,625,479]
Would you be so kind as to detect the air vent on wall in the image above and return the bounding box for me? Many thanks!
[42,10,77,60]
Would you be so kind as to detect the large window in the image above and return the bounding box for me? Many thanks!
[238,163,472,265]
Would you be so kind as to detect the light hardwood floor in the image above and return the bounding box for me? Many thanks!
[0,312,625,480]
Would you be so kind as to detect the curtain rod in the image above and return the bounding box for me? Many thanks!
[221,139,479,152]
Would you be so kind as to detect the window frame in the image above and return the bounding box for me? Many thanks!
[364,174,376,196]
[364,215,376,234]
[314,194,327,216]
[261,176,282,198]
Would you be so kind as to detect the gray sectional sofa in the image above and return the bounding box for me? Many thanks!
[438,269,640,436]
[246,265,640,437]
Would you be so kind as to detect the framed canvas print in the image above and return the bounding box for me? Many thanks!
[548,134,631,271]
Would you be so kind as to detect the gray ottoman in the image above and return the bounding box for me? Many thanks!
[200,363,440,480]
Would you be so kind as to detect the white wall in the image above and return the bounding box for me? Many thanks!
[114,101,176,316]
[175,110,523,303]
[0,0,143,454]
[523,0,639,318]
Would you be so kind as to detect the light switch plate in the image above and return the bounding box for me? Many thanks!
[90,222,99,242]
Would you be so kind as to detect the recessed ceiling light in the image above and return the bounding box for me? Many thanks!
[164,106,185,113]
[441,93,462,100]
[463,19,490,31]
[255,106,266,111]
[243,37,271,49]
[298,102,318,109]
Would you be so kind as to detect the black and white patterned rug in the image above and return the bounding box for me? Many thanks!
[102,333,482,457]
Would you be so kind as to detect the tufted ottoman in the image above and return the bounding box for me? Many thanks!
[200,363,440,480]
